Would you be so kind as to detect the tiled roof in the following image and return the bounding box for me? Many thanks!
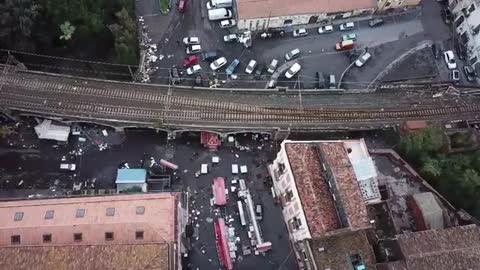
[397,225,480,270]
[0,193,177,246]
[319,142,370,230]
[309,229,376,270]
[285,143,340,238]
[236,0,377,20]
[0,243,170,270]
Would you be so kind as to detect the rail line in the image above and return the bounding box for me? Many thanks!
[1,72,480,126]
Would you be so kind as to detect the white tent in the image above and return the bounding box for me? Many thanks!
[34,120,70,142]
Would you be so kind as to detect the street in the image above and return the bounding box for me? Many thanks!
[135,0,478,89]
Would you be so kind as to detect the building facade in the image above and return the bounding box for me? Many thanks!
[452,0,480,67]
[0,193,181,270]
[268,139,380,269]
[236,0,422,31]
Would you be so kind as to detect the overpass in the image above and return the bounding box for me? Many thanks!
[1,68,480,137]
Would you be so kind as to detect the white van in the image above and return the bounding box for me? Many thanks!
[60,163,76,171]
[339,22,355,31]
[208,8,232,20]
[206,0,232,9]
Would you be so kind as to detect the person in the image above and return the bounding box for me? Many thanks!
[176,40,180,45]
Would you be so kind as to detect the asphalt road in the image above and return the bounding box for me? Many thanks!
[136,0,479,88]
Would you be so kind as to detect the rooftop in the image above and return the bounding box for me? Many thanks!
[284,140,371,238]
[285,143,340,238]
[0,243,170,270]
[397,225,480,270]
[236,0,377,20]
[116,168,147,183]
[0,193,177,246]
[309,230,376,270]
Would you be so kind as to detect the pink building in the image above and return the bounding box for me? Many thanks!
[0,193,179,270]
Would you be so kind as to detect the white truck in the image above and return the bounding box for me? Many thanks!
[206,0,232,9]
[208,8,232,21]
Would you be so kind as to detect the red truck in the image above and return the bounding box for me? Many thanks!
[335,40,354,51]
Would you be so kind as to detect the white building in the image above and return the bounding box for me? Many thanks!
[268,139,381,269]
[236,0,377,31]
[452,0,480,67]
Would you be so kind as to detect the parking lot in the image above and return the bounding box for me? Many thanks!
[136,0,479,89]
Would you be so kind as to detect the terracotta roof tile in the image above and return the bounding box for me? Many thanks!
[236,0,377,20]
[285,143,340,237]
[319,143,370,230]
[397,225,480,270]
[309,230,376,270]
[0,243,170,270]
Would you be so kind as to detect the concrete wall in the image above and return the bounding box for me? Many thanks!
[269,142,311,242]
[237,9,373,31]
[452,0,480,68]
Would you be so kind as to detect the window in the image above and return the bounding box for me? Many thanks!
[76,209,85,218]
[105,232,114,241]
[73,233,82,242]
[136,206,145,215]
[106,207,115,216]
[11,235,21,244]
[43,234,52,243]
[283,19,293,25]
[278,162,286,174]
[292,217,302,230]
[14,212,24,221]
[285,189,294,202]
[45,210,54,219]
[136,231,144,240]
[469,3,476,13]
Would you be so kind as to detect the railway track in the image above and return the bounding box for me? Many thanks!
[1,72,480,126]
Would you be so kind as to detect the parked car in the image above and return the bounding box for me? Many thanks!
[443,50,457,69]
[183,55,199,67]
[285,48,301,61]
[219,19,236,28]
[454,42,466,60]
[267,79,276,88]
[178,0,186,13]
[293,28,308,37]
[183,37,200,45]
[254,65,264,80]
[170,67,181,84]
[245,60,257,74]
[431,43,441,59]
[316,72,326,89]
[355,52,372,67]
[451,69,460,84]
[186,64,202,75]
[194,75,203,86]
[223,33,237,42]
[255,204,263,221]
[225,59,240,75]
[342,33,357,41]
[441,8,453,24]
[60,163,76,171]
[368,18,384,27]
[201,51,217,61]
[463,65,477,82]
[327,74,336,89]
[186,44,202,54]
[285,62,301,79]
[210,57,227,71]
[267,59,278,74]
[339,22,355,31]
[318,25,333,34]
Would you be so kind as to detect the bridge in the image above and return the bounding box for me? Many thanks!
[1,67,480,136]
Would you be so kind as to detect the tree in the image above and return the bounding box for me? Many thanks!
[59,21,75,41]
[108,8,138,64]
[0,126,14,138]
[0,0,40,50]
[398,125,443,163]
[420,157,442,177]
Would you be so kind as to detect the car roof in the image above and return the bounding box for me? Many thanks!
[362,52,371,59]
[290,63,301,70]
[445,50,454,57]
[291,48,300,53]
